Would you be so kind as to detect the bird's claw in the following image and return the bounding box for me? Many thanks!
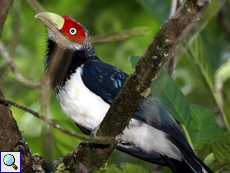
[90,125,100,137]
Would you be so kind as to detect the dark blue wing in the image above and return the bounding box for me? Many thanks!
[117,142,166,166]
[82,59,127,104]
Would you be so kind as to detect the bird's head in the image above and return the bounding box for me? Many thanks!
[35,12,90,50]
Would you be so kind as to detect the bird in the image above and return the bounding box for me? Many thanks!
[35,12,214,173]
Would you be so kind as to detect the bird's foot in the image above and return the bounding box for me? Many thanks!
[90,125,100,137]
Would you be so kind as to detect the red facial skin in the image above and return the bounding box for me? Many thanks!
[61,15,85,44]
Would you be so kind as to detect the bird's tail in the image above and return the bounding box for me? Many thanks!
[162,142,213,173]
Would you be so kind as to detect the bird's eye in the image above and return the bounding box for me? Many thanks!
[69,28,77,35]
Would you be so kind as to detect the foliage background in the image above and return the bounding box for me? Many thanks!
[1,0,230,172]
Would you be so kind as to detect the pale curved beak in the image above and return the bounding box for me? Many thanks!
[35,12,64,30]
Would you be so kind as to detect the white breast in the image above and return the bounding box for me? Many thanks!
[56,66,182,161]
[57,67,110,130]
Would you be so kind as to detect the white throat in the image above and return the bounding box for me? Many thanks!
[56,66,110,130]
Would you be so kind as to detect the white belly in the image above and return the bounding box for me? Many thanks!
[121,119,182,161]
[56,67,182,161]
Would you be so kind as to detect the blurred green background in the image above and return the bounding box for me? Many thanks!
[1,0,230,172]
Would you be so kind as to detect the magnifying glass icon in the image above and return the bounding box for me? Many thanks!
[3,154,18,170]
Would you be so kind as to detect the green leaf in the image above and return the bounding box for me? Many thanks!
[187,104,225,149]
[151,71,191,126]
[181,35,214,91]
[212,135,230,166]
[129,55,141,69]
[199,0,225,71]
[120,163,149,173]
[135,0,170,24]
[94,163,149,173]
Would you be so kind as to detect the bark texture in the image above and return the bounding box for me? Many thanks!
[0,91,35,172]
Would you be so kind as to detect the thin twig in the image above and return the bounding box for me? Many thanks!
[0,96,111,144]
[25,0,45,14]
[182,125,194,151]
[91,27,150,45]
[0,40,41,88]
